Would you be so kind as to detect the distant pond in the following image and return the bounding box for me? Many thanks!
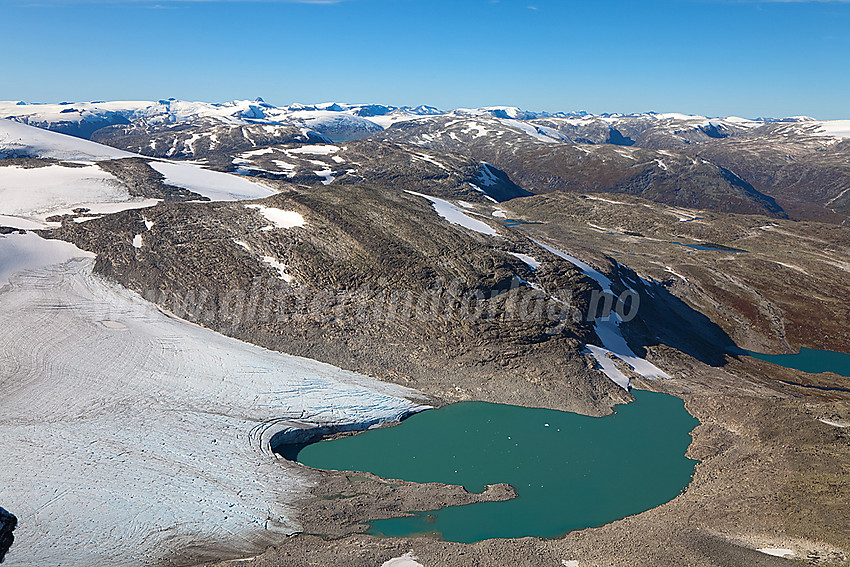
[294,390,699,543]
[737,346,850,378]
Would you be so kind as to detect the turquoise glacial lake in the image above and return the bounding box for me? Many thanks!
[296,390,699,543]
[742,347,850,378]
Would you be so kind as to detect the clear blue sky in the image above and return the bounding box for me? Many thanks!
[3,0,849,118]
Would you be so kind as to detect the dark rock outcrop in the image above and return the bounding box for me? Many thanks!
[0,508,16,563]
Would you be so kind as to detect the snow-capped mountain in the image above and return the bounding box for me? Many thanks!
[0,99,444,143]
[3,98,848,142]
[2,99,849,222]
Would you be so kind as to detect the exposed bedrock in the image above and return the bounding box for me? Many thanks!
[0,508,16,564]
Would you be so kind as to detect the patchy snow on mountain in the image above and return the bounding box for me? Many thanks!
[261,255,294,282]
[380,552,425,567]
[409,151,447,170]
[534,240,612,292]
[285,110,383,141]
[534,240,671,388]
[314,168,336,185]
[476,162,501,186]
[503,120,562,144]
[757,548,794,558]
[585,345,632,390]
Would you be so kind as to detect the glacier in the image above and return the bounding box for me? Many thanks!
[0,126,427,566]
[0,233,426,567]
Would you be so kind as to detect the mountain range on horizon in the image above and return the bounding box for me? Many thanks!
[1,92,850,567]
[3,97,849,225]
[3,98,849,136]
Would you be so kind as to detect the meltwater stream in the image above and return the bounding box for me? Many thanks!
[295,390,699,543]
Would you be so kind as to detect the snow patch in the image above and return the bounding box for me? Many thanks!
[585,345,631,390]
[819,418,850,428]
[774,261,807,274]
[240,147,274,158]
[594,313,672,382]
[468,183,499,203]
[584,195,630,206]
[410,151,447,170]
[261,256,294,282]
[287,144,339,155]
[757,548,794,558]
[504,120,562,144]
[665,266,688,282]
[509,252,541,270]
[245,204,305,229]
[380,552,424,567]
[477,163,501,187]
[534,240,612,292]
[149,161,275,202]
[406,191,498,237]
[314,168,336,185]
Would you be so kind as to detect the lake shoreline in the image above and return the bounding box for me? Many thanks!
[204,351,850,567]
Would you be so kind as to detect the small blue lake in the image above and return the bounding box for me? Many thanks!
[671,241,746,253]
[736,346,850,378]
[295,390,699,543]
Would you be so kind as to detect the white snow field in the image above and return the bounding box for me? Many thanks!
[0,163,140,226]
[0,118,132,161]
[0,231,425,567]
[148,161,275,201]
[813,119,850,139]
